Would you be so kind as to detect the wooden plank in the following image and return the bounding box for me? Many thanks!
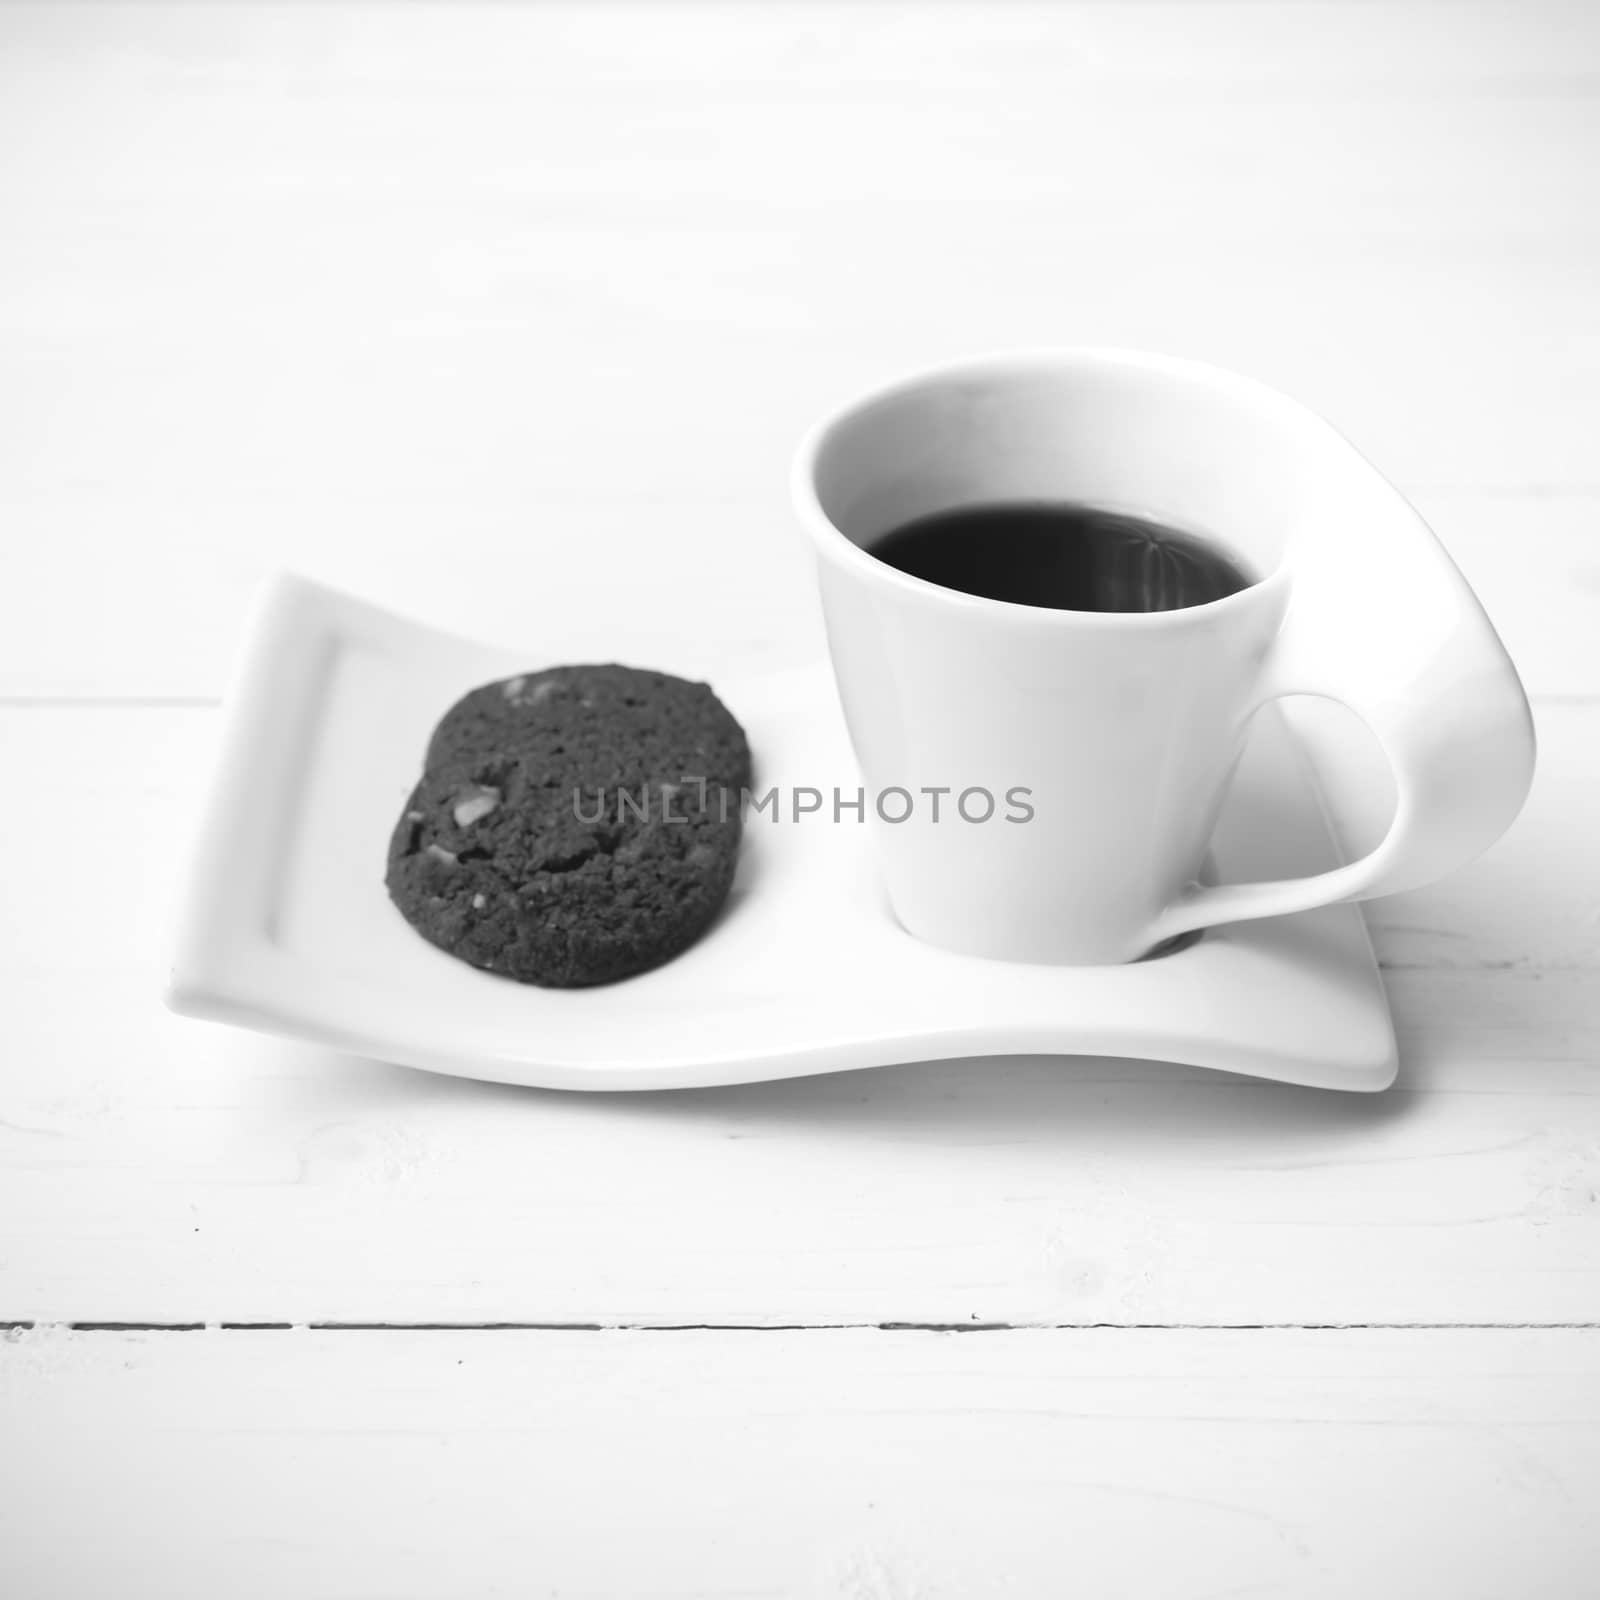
[0,703,1595,1326]
[3,698,1586,985]
[0,3,1596,697]
[1,488,1593,702]
[7,968,1600,1327]
[3,1326,1598,1598]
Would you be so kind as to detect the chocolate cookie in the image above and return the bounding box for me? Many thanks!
[386,665,751,988]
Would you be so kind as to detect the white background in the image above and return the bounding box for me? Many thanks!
[2,3,1598,1595]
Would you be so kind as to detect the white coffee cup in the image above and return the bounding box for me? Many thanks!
[793,349,1535,965]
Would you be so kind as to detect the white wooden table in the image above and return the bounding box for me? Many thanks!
[3,4,1598,1594]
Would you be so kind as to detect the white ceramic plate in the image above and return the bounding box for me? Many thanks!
[166,574,1396,1092]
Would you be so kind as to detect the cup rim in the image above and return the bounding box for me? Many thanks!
[790,345,1306,628]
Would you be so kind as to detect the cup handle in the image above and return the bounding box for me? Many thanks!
[1146,519,1536,948]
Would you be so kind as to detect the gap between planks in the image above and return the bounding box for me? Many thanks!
[0,693,1596,710]
[6,1320,1600,1335]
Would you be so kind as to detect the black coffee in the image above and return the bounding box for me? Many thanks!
[866,502,1254,613]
